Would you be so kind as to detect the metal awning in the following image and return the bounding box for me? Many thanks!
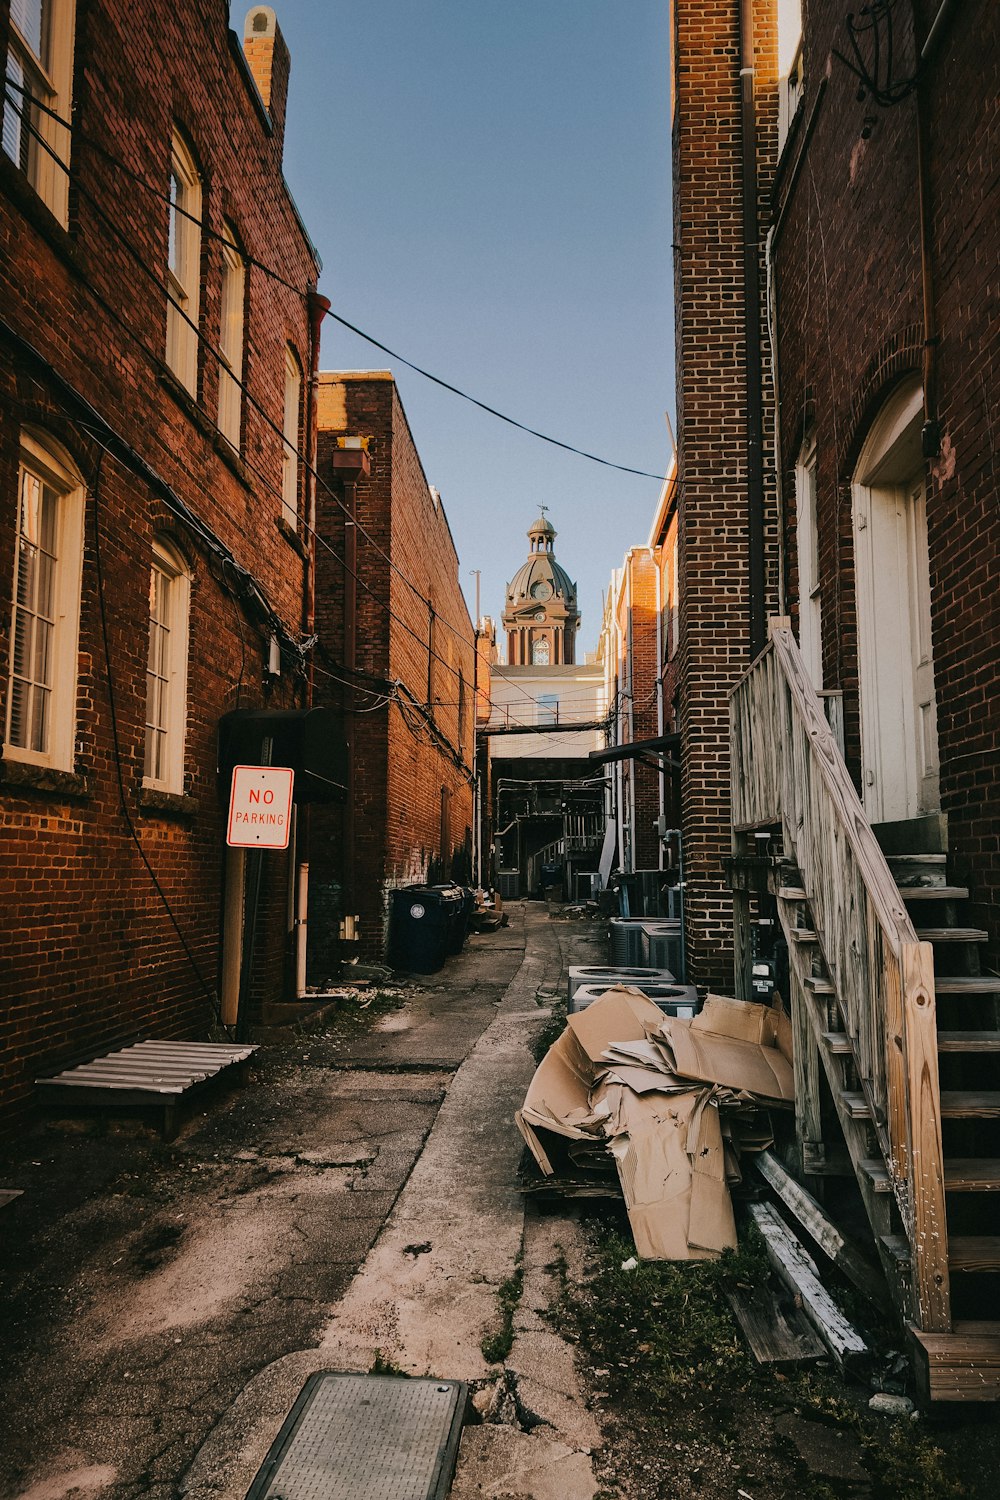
[588,732,681,770]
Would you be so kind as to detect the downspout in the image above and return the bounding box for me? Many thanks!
[739,0,767,657]
[765,224,786,613]
[296,291,330,996]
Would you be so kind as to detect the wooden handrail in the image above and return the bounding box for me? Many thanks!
[730,617,950,1331]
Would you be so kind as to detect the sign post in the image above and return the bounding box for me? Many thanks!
[227,766,295,1041]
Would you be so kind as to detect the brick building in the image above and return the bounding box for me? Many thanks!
[308,372,476,971]
[599,545,665,877]
[0,2,321,1126]
[671,0,780,989]
[772,0,999,969]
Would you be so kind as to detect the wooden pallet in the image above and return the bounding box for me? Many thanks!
[36,1040,257,1138]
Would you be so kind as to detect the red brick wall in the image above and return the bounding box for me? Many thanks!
[775,0,1000,967]
[310,375,475,966]
[0,1,319,1127]
[672,0,779,990]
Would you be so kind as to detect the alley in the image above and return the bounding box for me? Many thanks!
[0,906,604,1500]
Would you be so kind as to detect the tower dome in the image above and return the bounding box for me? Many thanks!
[502,512,580,665]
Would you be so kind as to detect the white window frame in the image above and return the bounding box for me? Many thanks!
[166,131,202,396]
[5,430,85,770]
[3,0,76,224]
[795,433,823,690]
[217,224,246,449]
[143,537,190,795]
[777,2,804,153]
[281,345,301,528]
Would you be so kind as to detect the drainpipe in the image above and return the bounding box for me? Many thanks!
[295,291,330,995]
[739,0,767,657]
[329,444,372,940]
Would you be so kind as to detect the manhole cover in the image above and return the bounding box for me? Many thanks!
[246,1372,467,1500]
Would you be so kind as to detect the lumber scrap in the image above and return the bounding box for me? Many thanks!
[726,1283,825,1368]
[755,1149,885,1306]
[748,1202,868,1371]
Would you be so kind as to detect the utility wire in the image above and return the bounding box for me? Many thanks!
[6,77,667,482]
[7,88,593,725]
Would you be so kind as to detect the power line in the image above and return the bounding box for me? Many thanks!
[6,88,597,724]
[6,76,668,482]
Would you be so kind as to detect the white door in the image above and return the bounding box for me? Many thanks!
[853,471,939,823]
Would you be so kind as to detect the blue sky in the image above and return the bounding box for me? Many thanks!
[271,1,673,652]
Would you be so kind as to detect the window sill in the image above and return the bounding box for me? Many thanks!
[276,515,308,559]
[0,154,84,273]
[158,368,216,441]
[214,431,254,489]
[139,786,196,818]
[0,756,90,800]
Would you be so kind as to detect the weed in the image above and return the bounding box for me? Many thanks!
[861,1421,965,1499]
[531,1001,567,1063]
[369,1349,409,1378]
[480,1267,524,1365]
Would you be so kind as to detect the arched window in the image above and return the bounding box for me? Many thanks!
[166,130,202,395]
[144,538,190,793]
[217,223,246,449]
[5,430,85,769]
[531,636,550,666]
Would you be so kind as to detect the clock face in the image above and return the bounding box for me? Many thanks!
[530,579,553,601]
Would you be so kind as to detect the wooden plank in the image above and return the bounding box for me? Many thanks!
[0,1189,24,1209]
[37,1077,187,1095]
[935,978,1000,994]
[822,1031,852,1053]
[803,976,834,994]
[916,927,989,942]
[900,886,969,901]
[940,1159,1000,1191]
[776,886,807,901]
[756,1150,885,1305]
[910,1322,1000,1403]
[748,1202,868,1370]
[884,1235,1000,1273]
[901,941,951,1331]
[939,1092,1000,1117]
[937,1032,1000,1052]
[727,1283,826,1367]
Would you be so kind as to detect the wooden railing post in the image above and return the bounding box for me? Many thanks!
[902,940,951,1331]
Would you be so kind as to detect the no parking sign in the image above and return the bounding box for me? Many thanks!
[226,765,295,849]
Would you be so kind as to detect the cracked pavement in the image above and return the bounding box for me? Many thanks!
[0,905,607,1500]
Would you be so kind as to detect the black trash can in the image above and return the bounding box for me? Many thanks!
[388,886,457,973]
[430,883,473,955]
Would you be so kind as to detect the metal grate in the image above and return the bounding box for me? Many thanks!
[246,1373,467,1500]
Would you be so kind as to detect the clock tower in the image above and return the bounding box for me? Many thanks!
[502,511,580,665]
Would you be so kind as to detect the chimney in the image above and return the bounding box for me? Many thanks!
[243,6,291,156]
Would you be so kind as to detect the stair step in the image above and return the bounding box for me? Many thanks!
[822,1032,852,1054]
[916,927,989,942]
[935,977,1000,994]
[883,1235,1000,1273]
[844,1091,1000,1120]
[911,1321,1000,1402]
[776,886,807,901]
[803,975,834,994]
[862,1158,1000,1193]
[937,1031,1000,1052]
[887,854,948,864]
[790,928,818,944]
[901,886,969,902]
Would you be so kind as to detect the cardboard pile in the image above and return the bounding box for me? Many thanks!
[516,987,793,1261]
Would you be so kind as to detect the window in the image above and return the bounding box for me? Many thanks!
[531,636,550,666]
[777,0,804,151]
[795,434,822,690]
[144,538,190,793]
[281,345,301,527]
[166,132,202,395]
[3,0,76,223]
[217,225,246,448]
[5,432,85,769]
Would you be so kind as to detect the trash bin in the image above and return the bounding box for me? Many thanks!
[388,885,464,973]
[431,883,473,955]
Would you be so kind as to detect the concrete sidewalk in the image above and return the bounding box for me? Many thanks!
[0,904,607,1500]
[182,903,603,1499]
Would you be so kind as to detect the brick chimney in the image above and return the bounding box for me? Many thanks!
[243,6,291,156]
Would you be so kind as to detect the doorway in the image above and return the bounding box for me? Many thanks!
[852,382,939,824]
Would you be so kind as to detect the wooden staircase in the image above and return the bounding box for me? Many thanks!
[730,619,1000,1401]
